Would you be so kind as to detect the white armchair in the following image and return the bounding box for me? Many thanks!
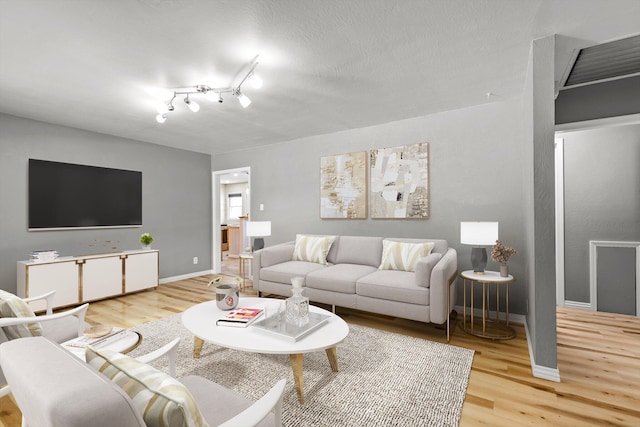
[0,290,89,398]
[0,336,286,427]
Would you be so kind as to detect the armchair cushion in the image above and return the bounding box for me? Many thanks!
[378,240,434,272]
[292,234,336,265]
[86,346,209,427]
[0,290,43,339]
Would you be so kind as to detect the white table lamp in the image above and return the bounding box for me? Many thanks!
[246,221,271,251]
[460,221,498,274]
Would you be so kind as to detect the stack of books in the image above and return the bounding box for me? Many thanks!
[64,327,127,349]
[30,250,59,262]
[216,307,264,328]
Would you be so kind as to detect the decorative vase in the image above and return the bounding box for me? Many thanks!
[215,284,239,310]
[141,244,151,250]
[286,277,309,327]
[500,263,509,277]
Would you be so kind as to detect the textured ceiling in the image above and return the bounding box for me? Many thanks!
[1,0,639,155]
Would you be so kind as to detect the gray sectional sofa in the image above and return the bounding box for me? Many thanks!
[252,235,458,333]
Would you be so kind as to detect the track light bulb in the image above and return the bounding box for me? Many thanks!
[237,92,251,108]
[156,113,167,124]
[249,74,263,89]
[156,101,169,114]
[184,96,200,112]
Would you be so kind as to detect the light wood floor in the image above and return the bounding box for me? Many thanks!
[2,275,639,426]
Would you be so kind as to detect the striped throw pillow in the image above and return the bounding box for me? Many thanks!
[378,240,435,272]
[292,234,336,265]
[86,346,209,427]
[0,290,43,339]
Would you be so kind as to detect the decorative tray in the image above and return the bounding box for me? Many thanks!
[252,312,331,342]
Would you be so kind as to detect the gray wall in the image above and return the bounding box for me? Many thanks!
[522,35,558,369]
[0,114,212,293]
[562,123,640,307]
[211,99,529,315]
[556,75,640,124]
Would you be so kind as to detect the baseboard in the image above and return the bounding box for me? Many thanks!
[524,318,561,382]
[454,305,561,382]
[564,300,592,310]
[159,270,213,284]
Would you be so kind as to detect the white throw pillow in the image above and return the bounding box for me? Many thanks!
[86,346,209,427]
[0,290,43,339]
[292,234,336,265]
[378,240,434,272]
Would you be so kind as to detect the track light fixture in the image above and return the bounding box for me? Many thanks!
[184,95,200,112]
[234,88,251,108]
[154,56,261,123]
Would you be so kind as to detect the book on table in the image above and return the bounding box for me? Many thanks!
[64,327,127,349]
[216,307,265,328]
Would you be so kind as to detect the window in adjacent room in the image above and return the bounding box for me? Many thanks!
[228,193,243,220]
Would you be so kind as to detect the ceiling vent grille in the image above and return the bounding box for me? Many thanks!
[564,34,640,88]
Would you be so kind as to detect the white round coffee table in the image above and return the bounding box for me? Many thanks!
[182,297,349,403]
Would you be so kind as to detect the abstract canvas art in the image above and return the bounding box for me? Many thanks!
[370,142,429,219]
[320,151,367,219]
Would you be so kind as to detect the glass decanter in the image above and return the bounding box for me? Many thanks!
[286,277,309,327]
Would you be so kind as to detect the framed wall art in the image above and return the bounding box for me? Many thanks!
[370,142,429,219]
[320,151,368,219]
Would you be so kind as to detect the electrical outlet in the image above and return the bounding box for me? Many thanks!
[193,257,198,265]
[260,203,264,211]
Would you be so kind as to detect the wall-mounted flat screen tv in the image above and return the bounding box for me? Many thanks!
[28,159,142,230]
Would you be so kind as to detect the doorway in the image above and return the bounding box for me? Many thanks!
[212,167,250,275]
[555,120,640,315]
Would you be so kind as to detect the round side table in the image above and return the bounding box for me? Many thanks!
[460,270,516,340]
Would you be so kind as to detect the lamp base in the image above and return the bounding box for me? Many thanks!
[470,247,487,274]
[252,237,265,252]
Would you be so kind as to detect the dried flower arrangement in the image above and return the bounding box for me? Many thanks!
[491,240,517,264]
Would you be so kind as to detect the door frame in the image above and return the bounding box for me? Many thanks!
[211,166,251,274]
[554,113,640,308]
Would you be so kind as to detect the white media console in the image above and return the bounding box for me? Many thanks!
[17,249,159,311]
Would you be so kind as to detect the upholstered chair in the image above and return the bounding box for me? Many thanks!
[0,290,89,398]
[1,336,286,427]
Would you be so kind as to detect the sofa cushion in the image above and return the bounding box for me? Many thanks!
[0,290,43,339]
[333,236,384,267]
[414,253,442,288]
[306,264,378,294]
[260,261,327,285]
[179,376,273,427]
[378,240,434,272]
[387,238,448,256]
[292,234,336,265]
[40,315,82,343]
[86,346,209,427]
[356,270,429,305]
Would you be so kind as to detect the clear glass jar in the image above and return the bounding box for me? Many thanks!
[286,278,309,327]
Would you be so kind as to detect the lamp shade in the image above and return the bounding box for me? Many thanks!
[460,222,498,246]
[246,221,271,237]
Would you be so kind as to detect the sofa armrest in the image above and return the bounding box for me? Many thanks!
[252,242,295,291]
[428,248,458,324]
[414,253,443,287]
[23,290,56,315]
[260,241,295,267]
[135,337,180,378]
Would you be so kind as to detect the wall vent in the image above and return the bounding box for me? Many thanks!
[564,34,640,88]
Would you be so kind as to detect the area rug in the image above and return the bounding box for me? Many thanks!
[129,314,474,427]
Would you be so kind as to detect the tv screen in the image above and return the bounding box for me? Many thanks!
[29,159,142,230]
